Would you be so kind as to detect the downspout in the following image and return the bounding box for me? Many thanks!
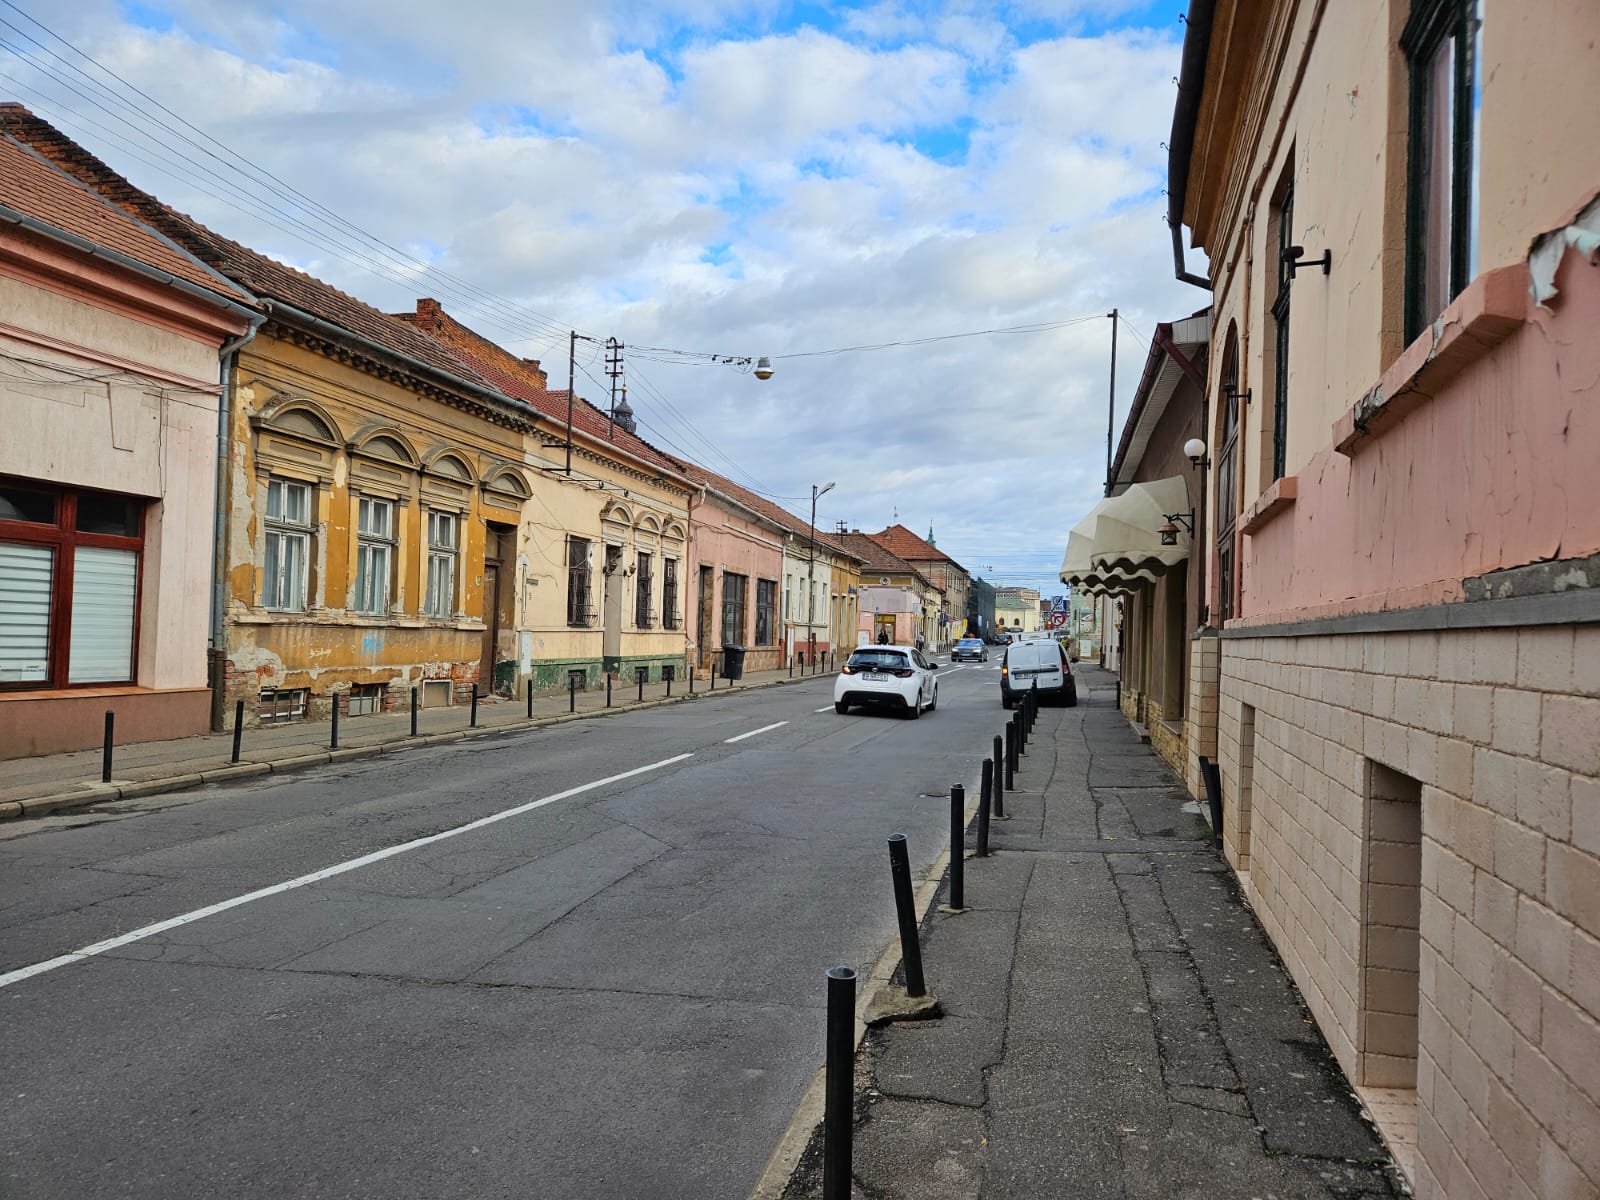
[209,313,266,731]
[1169,0,1217,291]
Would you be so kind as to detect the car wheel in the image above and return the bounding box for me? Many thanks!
[1065,683,1078,708]
[906,690,922,719]
[927,684,938,712]
[835,701,849,714]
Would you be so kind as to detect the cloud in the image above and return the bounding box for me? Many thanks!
[4,0,1200,597]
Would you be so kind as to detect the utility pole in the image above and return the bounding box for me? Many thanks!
[567,330,576,475]
[809,482,836,662]
[1105,308,1118,496]
[605,337,624,437]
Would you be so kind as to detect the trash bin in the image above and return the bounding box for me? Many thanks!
[721,644,747,681]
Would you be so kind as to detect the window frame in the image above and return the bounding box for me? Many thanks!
[634,550,654,629]
[353,494,397,616]
[0,477,145,691]
[423,509,460,619]
[1402,0,1482,343]
[1215,328,1242,623]
[755,578,776,646]
[567,536,594,627]
[662,557,679,630]
[1269,181,1294,484]
[263,477,313,612]
[721,571,748,646]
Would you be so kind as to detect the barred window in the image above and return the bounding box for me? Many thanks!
[567,536,593,626]
[662,558,679,630]
[635,551,654,628]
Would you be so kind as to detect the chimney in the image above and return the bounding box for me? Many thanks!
[521,358,549,388]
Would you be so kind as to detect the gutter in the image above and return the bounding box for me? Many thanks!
[0,202,261,323]
[1168,0,1216,291]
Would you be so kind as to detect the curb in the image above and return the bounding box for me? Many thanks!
[1,674,816,822]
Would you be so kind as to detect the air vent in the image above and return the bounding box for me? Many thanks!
[879,577,890,585]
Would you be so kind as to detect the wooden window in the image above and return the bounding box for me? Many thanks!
[354,496,395,615]
[755,579,776,645]
[662,558,679,630]
[1270,181,1294,483]
[1403,0,1482,341]
[1215,327,1242,623]
[263,477,312,611]
[721,571,747,645]
[566,536,593,626]
[424,510,458,618]
[0,479,143,690]
[634,551,654,628]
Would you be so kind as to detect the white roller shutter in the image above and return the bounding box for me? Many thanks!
[0,542,53,683]
[68,546,137,684]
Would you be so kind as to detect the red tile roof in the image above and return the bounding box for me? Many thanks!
[834,532,937,590]
[679,461,859,561]
[0,126,251,306]
[870,523,962,569]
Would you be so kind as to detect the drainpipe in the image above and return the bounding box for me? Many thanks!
[208,314,266,731]
[1168,0,1216,292]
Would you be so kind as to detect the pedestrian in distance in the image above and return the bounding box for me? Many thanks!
[877,627,890,644]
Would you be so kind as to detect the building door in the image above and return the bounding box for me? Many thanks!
[696,565,714,667]
[602,543,624,663]
[480,522,515,694]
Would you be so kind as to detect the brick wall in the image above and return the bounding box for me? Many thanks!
[1216,624,1600,1197]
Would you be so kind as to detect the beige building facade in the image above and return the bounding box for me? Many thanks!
[1170,2,1600,1193]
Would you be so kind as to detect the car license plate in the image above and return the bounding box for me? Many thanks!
[864,672,890,682]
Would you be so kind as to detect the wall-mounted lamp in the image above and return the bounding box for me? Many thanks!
[1282,244,1332,277]
[1159,509,1196,546]
[1183,437,1210,468]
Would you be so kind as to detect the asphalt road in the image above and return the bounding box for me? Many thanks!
[1,659,1013,1200]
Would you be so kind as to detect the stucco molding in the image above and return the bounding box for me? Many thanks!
[1219,585,1600,639]
[1238,474,1297,535]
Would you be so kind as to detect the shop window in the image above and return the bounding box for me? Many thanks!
[0,479,142,689]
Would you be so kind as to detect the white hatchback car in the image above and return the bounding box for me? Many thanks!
[834,645,940,718]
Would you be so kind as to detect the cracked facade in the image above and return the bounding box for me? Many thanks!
[1165,1,1600,1195]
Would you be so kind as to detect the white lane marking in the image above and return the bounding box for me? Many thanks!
[724,721,789,744]
[938,665,968,674]
[0,752,696,991]
[814,705,836,713]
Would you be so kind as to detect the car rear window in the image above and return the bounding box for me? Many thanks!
[957,639,981,648]
[847,650,911,671]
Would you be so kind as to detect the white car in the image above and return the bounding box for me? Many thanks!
[834,645,940,718]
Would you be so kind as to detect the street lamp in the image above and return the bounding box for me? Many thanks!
[809,481,835,664]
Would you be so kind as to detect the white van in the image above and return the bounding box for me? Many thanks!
[1000,638,1077,708]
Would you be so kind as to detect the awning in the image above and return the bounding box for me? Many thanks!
[1059,476,1192,596]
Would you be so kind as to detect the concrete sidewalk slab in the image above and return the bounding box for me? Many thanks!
[779,666,1404,1199]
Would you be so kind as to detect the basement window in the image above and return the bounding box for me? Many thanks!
[259,688,307,724]
[346,684,384,716]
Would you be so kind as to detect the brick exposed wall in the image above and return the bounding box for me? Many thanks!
[1216,624,1600,1197]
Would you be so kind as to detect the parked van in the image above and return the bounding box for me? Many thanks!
[999,638,1076,708]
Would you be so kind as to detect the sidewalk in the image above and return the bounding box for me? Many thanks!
[777,666,1407,1199]
[0,660,826,820]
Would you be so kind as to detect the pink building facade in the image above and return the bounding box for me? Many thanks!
[683,469,787,675]
[1170,2,1600,1194]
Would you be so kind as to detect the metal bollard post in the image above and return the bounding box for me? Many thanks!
[569,674,577,713]
[789,656,794,678]
[638,672,644,703]
[823,965,857,1200]
[470,686,479,728]
[330,694,340,749]
[666,673,673,699]
[231,698,245,763]
[977,759,993,856]
[606,674,612,708]
[527,679,534,719]
[1005,723,1016,789]
[690,665,695,694]
[711,663,717,690]
[887,834,927,997]
[993,733,1006,818]
[1016,710,1026,756]
[411,687,419,737]
[949,783,966,908]
[102,710,114,783]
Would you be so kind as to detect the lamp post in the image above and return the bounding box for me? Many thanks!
[809,481,835,663]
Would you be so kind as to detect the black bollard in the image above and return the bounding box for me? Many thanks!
[789,656,794,678]
[1005,722,1016,789]
[231,698,245,764]
[949,782,966,909]
[527,679,534,719]
[470,686,479,728]
[101,710,114,783]
[887,834,927,997]
[977,759,993,856]
[666,673,673,699]
[638,672,644,703]
[1015,710,1026,756]
[711,663,717,690]
[993,733,1006,818]
[690,664,695,694]
[411,686,419,736]
[606,674,612,708]
[569,674,577,713]
[330,694,340,749]
[823,965,857,1200]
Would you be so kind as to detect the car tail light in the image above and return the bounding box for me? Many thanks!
[890,668,913,678]
[841,664,858,674]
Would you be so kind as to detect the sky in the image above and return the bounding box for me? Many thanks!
[2,0,1207,598]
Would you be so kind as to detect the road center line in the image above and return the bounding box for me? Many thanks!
[724,721,789,743]
[0,752,696,991]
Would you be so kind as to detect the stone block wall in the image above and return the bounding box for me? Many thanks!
[1216,623,1600,1197]
[1185,632,1220,800]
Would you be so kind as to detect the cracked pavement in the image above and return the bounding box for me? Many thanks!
[781,667,1406,1199]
